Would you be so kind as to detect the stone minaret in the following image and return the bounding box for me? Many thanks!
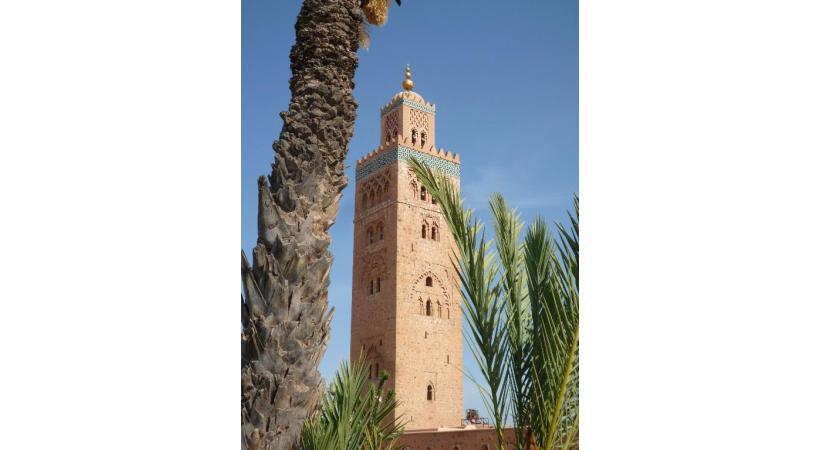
[350,66,463,430]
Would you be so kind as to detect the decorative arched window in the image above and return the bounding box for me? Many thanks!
[426,300,432,316]
[420,186,427,201]
[411,128,418,145]
[379,223,384,240]
[421,224,427,239]
[425,276,433,287]
[431,226,437,241]
[369,364,373,378]
[376,277,381,293]
[427,384,434,401]
[432,196,437,205]
[453,446,460,450]
[369,280,374,295]
[420,131,427,147]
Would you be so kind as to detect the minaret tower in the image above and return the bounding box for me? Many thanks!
[350,66,463,429]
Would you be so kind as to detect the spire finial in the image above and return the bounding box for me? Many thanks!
[402,64,414,91]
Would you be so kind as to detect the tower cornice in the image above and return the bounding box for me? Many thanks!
[355,142,460,181]
[380,91,437,116]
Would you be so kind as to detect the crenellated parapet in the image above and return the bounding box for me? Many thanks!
[380,91,437,116]
[357,134,460,167]
[356,139,460,181]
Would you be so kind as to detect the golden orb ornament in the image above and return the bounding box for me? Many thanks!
[402,64,414,91]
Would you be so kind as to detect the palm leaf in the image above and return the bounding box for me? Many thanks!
[409,158,579,450]
[301,357,405,450]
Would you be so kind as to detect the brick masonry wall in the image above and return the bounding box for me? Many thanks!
[395,427,517,450]
[351,87,462,430]
[350,159,463,429]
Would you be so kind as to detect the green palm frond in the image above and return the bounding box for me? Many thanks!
[410,158,579,450]
[489,194,532,450]
[301,357,405,450]
[410,158,509,449]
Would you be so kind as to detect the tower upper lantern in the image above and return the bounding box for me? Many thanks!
[378,65,438,149]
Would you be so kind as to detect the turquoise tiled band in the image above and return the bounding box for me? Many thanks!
[356,146,460,181]
[381,100,436,116]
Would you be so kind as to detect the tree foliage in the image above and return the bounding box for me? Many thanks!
[301,358,405,450]
[410,158,579,450]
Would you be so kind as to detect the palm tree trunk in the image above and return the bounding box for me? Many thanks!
[241,0,361,449]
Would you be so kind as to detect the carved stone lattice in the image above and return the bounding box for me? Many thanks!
[384,111,399,141]
[409,109,429,131]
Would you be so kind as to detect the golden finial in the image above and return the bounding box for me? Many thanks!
[402,64,414,91]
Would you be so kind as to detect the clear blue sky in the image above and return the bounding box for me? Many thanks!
[242,0,578,421]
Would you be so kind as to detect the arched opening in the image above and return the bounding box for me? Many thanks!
[420,186,427,201]
[376,277,381,293]
[420,131,427,147]
[425,276,433,287]
[431,226,437,241]
[421,224,427,239]
[427,384,434,401]
[369,364,373,378]
[378,223,384,240]
[369,280,374,295]
[426,300,432,316]
[482,445,489,450]
[411,128,418,145]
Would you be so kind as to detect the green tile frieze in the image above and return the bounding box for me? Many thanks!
[356,146,460,181]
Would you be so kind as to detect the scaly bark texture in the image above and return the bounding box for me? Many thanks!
[241,1,361,449]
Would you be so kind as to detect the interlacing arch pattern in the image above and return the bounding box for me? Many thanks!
[383,111,399,142]
[360,169,390,211]
[409,270,451,319]
[409,108,429,131]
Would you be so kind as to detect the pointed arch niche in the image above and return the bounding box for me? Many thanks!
[407,270,451,318]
